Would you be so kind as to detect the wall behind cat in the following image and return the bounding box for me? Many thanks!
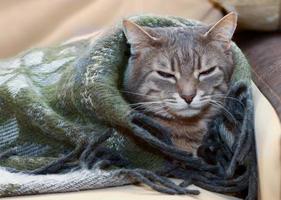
[0,0,222,58]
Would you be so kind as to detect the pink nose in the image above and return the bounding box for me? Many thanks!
[181,94,196,104]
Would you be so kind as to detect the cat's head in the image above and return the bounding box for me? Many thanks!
[122,13,237,119]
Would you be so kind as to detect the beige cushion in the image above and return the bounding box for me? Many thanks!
[252,83,281,200]
[4,184,239,200]
[211,0,281,31]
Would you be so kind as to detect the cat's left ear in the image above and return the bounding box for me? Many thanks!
[122,19,159,47]
[204,12,237,48]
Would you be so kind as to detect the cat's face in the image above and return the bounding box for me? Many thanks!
[122,13,237,119]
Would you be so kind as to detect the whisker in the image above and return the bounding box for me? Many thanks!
[94,81,173,117]
[129,101,163,106]
[208,100,237,123]
[128,99,176,106]
[121,90,159,98]
[148,107,168,116]
[203,94,245,108]
[93,82,158,99]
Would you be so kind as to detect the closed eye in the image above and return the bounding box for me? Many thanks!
[156,71,175,79]
[199,66,216,77]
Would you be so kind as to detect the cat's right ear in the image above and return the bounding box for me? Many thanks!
[122,20,158,46]
[204,12,237,49]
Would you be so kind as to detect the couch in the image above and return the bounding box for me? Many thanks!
[0,1,280,200]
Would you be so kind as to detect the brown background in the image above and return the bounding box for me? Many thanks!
[0,0,222,58]
[236,32,281,119]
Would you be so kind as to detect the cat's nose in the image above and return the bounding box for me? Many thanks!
[181,94,196,104]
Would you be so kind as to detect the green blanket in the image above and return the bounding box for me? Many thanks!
[0,15,257,199]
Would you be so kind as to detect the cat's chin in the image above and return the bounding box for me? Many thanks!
[173,108,202,118]
[152,107,202,120]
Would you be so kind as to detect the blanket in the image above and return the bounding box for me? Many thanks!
[0,15,257,199]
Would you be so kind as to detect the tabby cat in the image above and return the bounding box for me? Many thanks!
[122,13,237,153]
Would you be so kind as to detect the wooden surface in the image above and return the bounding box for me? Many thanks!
[236,32,281,120]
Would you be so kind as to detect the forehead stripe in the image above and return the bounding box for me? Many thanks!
[171,56,175,72]
[193,50,201,70]
[174,53,182,73]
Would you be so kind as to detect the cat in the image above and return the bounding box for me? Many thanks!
[122,13,237,154]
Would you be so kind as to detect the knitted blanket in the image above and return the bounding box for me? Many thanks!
[0,15,257,199]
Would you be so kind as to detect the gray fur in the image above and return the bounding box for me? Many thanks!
[122,14,237,152]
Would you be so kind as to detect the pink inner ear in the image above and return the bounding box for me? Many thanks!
[215,33,231,42]
[204,13,237,43]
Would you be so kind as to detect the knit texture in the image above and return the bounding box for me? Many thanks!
[0,15,257,199]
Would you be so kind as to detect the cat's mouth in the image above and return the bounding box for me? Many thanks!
[161,96,215,118]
